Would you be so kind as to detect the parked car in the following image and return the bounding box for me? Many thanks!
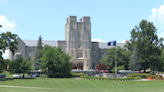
[118,70,133,77]
[32,74,40,77]
[133,71,143,74]
[0,74,6,78]
[13,73,21,78]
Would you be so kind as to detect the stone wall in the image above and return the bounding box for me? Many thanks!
[8,37,26,60]
[56,41,66,53]
[25,46,36,61]
[99,49,108,59]
[92,42,100,69]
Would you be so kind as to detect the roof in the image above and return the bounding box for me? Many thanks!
[22,40,57,47]
[22,40,126,49]
[99,42,126,49]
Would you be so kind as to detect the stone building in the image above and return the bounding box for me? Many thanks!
[8,16,126,70]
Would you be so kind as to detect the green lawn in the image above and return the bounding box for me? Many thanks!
[0,71,164,92]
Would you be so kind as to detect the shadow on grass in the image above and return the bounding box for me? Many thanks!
[0,77,36,81]
[17,77,36,79]
[0,78,14,81]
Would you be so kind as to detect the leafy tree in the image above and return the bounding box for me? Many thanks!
[162,49,164,70]
[10,57,31,78]
[10,58,23,74]
[125,19,164,72]
[30,56,36,70]
[99,46,131,73]
[34,35,43,70]
[39,45,72,77]
[149,45,163,74]
[96,63,109,70]
[111,65,125,73]
[0,25,18,71]
[1,59,11,70]
[20,58,32,78]
[129,45,140,71]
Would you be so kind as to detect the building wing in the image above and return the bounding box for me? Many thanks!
[22,40,57,47]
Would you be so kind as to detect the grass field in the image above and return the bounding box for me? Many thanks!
[1,71,164,92]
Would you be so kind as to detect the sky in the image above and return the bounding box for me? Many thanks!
[0,0,164,59]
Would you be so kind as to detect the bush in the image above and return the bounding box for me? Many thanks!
[127,73,163,79]
[80,76,141,81]
[40,74,48,78]
[55,73,72,78]
[71,73,88,77]
[48,74,54,78]
[156,75,162,78]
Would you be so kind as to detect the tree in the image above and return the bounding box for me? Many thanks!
[30,56,36,70]
[125,19,164,72]
[111,65,125,73]
[96,63,109,70]
[0,24,2,28]
[1,59,11,71]
[34,35,43,70]
[128,45,140,71]
[10,57,31,78]
[0,25,18,71]
[39,45,72,78]
[20,58,32,78]
[99,46,131,73]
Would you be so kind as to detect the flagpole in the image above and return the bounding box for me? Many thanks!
[115,40,117,78]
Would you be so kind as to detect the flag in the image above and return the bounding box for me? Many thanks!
[108,41,116,46]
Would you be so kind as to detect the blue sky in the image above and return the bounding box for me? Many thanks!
[0,0,164,59]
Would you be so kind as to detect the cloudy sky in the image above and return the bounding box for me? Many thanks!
[0,0,164,59]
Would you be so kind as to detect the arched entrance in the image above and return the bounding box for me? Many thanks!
[77,63,83,70]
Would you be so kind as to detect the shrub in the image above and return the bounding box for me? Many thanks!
[128,73,152,78]
[96,63,109,70]
[71,73,88,77]
[48,74,54,78]
[40,74,48,78]
[80,76,141,81]
[156,75,162,78]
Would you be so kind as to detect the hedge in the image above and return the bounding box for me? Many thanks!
[127,73,162,78]
[39,74,48,78]
[80,76,141,81]
[71,73,88,77]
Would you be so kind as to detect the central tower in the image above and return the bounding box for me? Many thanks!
[65,16,92,70]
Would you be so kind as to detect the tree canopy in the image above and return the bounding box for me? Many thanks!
[96,63,109,70]
[10,57,32,78]
[0,25,18,72]
[34,35,43,70]
[99,46,131,73]
[39,45,72,77]
[125,19,164,73]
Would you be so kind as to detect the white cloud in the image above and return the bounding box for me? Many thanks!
[92,39,106,42]
[158,32,164,38]
[0,50,8,59]
[120,40,128,43]
[149,8,157,22]
[0,15,16,32]
[158,4,164,28]
[0,0,5,3]
[149,4,164,28]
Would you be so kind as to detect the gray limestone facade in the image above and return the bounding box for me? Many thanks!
[8,16,126,70]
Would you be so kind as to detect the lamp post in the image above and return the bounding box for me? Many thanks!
[115,46,117,78]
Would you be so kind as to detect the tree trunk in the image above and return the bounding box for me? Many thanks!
[23,73,24,78]
[144,68,146,73]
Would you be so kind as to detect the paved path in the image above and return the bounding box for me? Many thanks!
[0,85,52,89]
